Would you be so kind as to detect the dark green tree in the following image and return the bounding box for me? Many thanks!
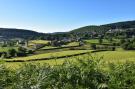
[91,44,96,50]
[99,38,103,44]
[7,49,17,57]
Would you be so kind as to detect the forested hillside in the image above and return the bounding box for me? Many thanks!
[0,28,45,39]
[68,20,135,39]
[71,20,135,33]
[103,20,135,29]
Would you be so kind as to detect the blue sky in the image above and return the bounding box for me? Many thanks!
[0,0,135,33]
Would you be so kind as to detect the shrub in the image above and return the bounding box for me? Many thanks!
[91,44,96,50]
[7,49,17,58]
[28,50,34,54]
[0,57,109,89]
[111,47,116,51]
[99,38,103,44]
[17,47,27,57]
[0,56,135,89]
[121,42,134,50]
[120,39,126,44]
[0,64,13,88]
[108,62,135,89]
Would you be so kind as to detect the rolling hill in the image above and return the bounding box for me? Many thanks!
[0,20,135,40]
[0,28,46,39]
[70,20,135,34]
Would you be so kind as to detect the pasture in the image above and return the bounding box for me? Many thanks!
[85,39,120,44]
[5,50,92,61]
[0,47,18,52]
[29,40,49,44]
[3,50,135,69]
[1,40,135,70]
[92,51,135,63]
[85,39,109,44]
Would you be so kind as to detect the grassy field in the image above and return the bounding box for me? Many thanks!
[92,51,135,63]
[85,39,120,44]
[4,57,75,69]
[3,50,92,69]
[1,39,135,69]
[85,39,109,44]
[41,46,57,50]
[28,40,49,48]
[5,50,92,61]
[3,50,135,69]
[63,42,79,47]
[29,40,49,44]
[0,47,18,52]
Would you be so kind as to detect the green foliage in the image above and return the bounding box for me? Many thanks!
[27,50,33,54]
[0,47,17,53]
[108,62,135,89]
[7,49,17,58]
[17,47,27,57]
[111,47,116,51]
[91,44,96,50]
[1,56,135,89]
[0,58,109,89]
[121,41,134,50]
[120,39,126,44]
[0,48,17,59]
[99,38,103,44]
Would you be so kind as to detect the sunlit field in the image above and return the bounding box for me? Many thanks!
[29,40,49,44]
[0,47,18,52]
[3,50,135,69]
[5,50,92,61]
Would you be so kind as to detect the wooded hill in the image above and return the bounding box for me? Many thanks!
[0,28,46,39]
[71,20,135,33]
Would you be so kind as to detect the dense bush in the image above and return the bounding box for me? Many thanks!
[7,49,17,58]
[0,57,135,89]
[121,42,134,50]
[121,39,135,50]
[17,47,27,57]
[93,45,116,51]
[108,62,135,89]
[91,44,96,50]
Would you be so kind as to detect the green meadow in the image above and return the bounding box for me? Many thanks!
[3,50,135,69]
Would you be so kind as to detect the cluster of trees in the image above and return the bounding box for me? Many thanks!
[0,57,135,89]
[120,39,135,50]
[0,47,33,59]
